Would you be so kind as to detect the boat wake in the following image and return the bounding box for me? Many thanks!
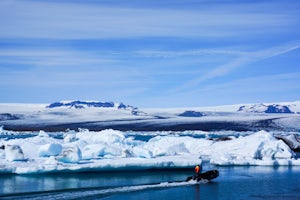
[0,180,205,200]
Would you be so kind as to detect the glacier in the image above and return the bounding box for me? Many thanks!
[0,100,300,132]
[0,100,300,133]
[1,128,300,174]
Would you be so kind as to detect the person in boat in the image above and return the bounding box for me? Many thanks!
[194,164,202,179]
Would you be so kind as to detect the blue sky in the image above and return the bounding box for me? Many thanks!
[0,0,300,107]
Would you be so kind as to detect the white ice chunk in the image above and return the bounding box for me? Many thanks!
[99,145,122,158]
[131,146,153,158]
[57,145,82,163]
[82,143,122,159]
[63,133,77,143]
[5,144,25,161]
[145,135,209,157]
[38,143,62,157]
[76,129,125,144]
[209,131,295,165]
[146,136,189,157]
[44,156,58,165]
[38,130,49,138]
[82,144,101,159]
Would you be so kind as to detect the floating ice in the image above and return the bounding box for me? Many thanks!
[209,131,295,165]
[0,129,300,174]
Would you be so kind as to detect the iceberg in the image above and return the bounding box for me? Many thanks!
[0,128,299,174]
[209,131,295,165]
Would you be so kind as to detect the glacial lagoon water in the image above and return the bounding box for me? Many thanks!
[1,166,300,200]
[1,129,300,199]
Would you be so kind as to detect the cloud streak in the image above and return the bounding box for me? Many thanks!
[173,41,300,92]
[0,0,298,39]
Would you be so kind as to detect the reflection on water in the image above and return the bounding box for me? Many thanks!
[1,167,300,199]
[0,170,191,195]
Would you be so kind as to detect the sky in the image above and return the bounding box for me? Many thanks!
[0,0,300,108]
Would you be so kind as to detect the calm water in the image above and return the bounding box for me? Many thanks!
[1,166,300,200]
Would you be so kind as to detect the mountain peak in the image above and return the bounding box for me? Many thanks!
[237,103,294,113]
[46,100,136,110]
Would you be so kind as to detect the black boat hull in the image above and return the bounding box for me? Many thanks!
[186,170,219,182]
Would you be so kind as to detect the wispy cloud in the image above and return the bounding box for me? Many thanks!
[0,49,115,68]
[172,41,300,92]
[135,49,249,58]
[0,0,298,39]
[196,72,300,94]
[160,71,300,107]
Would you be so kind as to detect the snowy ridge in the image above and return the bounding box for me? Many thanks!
[45,100,147,117]
[142,101,300,115]
[237,101,300,114]
[47,100,136,110]
[178,111,206,117]
[238,104,292,113]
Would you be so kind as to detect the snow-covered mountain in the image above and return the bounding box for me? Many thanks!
[47,100,135,110]
[46,100,147,116]
[178,110,206,117]
[237,102,300,114]
[0,100,300,132]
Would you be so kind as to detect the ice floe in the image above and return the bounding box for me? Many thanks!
[0,129,300,174]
